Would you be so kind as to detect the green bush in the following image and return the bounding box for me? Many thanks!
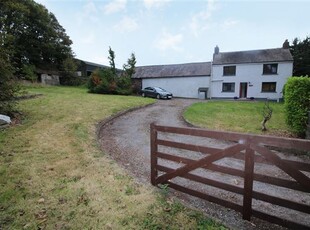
[60,75,88,86]
[284,76,310,137]
[87,68,132,95]
[0,49,21,116]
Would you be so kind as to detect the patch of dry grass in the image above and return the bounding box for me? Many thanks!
[0,85,226,229]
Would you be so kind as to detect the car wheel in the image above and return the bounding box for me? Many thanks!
[142,93,145,97]
[156,94,160,99]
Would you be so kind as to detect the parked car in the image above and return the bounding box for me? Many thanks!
[140,87,173,99]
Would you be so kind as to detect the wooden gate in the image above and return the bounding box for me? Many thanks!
[150,123,310,229]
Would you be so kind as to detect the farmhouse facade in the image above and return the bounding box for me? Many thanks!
[132,45,293,100]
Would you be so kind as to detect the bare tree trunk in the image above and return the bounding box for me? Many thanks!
[261,100,273,131]
[261,118,267,131]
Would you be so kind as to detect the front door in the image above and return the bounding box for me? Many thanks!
[239,82,248,98]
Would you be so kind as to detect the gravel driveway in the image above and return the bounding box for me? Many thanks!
[98,98,309,230]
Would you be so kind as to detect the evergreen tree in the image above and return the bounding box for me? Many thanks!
[290,36,310,77]
[123,53,136,78]
[108,46,116,75]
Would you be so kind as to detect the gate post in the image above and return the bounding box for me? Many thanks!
[150,123,158,185]
[243,146,255,220]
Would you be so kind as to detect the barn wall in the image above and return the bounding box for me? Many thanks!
[142,76,210,99]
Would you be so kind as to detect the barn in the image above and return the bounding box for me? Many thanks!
[132,62,211,99]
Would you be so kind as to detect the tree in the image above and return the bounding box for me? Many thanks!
[123,53,136,78]
[261,100,273,131]
[290,36,310,77]
[88,48,135,95]
[0,0,75,76]
[0,45,20,116]
[108,46,116,75]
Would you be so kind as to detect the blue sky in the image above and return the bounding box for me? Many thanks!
[35,0,310,68]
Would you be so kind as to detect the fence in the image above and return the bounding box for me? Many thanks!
[150,123,310,229]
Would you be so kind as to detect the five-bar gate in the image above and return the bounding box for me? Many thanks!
[150,123,310,229]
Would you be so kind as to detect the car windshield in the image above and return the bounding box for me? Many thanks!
[154,87,167,92]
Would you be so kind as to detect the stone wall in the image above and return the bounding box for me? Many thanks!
[41,74,60,85]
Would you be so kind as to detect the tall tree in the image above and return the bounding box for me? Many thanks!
[0,0,75,76]
[290,36,310,77]
[123,53,136,78]
[108,46,116,75]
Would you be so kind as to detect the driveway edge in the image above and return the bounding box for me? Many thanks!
[96,100,156,140]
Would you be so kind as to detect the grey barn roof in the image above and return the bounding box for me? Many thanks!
[132,62,211,79]
[213,48,293,65]
[80,60,109,68]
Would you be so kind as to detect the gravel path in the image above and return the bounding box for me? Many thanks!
[98,98,309,230]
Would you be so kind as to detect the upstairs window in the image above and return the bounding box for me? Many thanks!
[262,82,276,92]
[222,83,235,92]
[263,64,278,75]
[223,66,236,76]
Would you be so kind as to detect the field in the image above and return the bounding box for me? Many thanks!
[0,85,225,229]
[184,100,293,136]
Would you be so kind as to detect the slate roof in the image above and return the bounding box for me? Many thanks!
[213,48,293,65]
[132,62,211,79]
[79,60,109,68]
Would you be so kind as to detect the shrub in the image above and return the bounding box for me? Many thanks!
[284,76,310,137]
[60,75,88,86]
[87,68,112,94]
[87,68,132,95]
[0,49,21,116]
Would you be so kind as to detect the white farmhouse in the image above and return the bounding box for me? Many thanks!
[211,46,293,100]
[132,44,293,101]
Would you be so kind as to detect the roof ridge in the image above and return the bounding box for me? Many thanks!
[217,47,286,54]
[136,61,211,68]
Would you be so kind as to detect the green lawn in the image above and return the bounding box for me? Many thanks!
[0,85,225,229]
[184,100,293,136]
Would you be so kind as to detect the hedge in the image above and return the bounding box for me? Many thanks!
[284,76,310,137]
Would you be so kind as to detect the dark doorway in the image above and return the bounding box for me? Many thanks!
[239,82,248,98]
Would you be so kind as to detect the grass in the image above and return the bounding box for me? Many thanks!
[184,100,293,136]
[0,85,226,229]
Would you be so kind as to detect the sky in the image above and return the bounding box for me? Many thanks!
[35,0,310,68]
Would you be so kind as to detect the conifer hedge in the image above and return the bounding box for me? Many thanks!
[284,76,310,137]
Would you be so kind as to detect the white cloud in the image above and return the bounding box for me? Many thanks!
[113,16,139,33]
[103,0,127,14]
[155,30,183,52]
[77,1,98,24]
[189,0,218,37]
[143,0,171,9]
[222,19,239,28]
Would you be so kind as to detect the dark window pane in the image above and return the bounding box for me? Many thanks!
[263,64,278,74]
[222,83,235,92]
[262,82,276,92]
[223,66,236,76]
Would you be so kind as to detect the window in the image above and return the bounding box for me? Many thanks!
[262,82,276,92]
[223,66,236,76]
[222,83,235,92]
[263,64,278,75]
